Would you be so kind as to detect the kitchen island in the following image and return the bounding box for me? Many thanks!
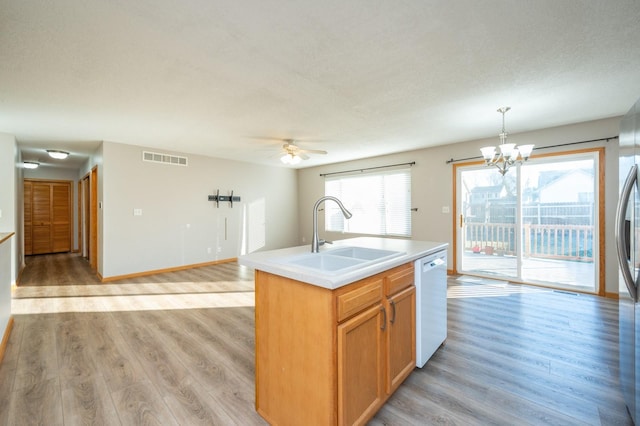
[239,237,448,426]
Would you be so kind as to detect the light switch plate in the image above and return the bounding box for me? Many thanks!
[133,209,143,216]
[442,206,450,214]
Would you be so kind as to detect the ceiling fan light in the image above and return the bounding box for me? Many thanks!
[47,149,69,159]
[24,161,39,169]
[281,153,302,165]
[281,154,292,164]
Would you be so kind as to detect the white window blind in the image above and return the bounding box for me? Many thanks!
[324,167,412,237]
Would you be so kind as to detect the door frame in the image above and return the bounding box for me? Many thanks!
[90,166,98,271]
[452,147,605,295]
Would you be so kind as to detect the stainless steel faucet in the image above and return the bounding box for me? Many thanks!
[312,196,352,253]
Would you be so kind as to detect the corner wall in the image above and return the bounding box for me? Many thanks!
[0,133,18,283]
[297,117,621,295]
[0,133,17,345]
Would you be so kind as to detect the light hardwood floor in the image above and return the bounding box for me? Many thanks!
[0,253,633,425]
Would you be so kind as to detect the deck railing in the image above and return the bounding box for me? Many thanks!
[464,222,594,261]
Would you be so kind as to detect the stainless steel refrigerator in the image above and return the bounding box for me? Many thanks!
[617,97,640,424]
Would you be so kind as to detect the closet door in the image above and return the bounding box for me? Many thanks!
[52,183,71,252]
[25,180,72,255]
[32,182,52,254]
[24,181,33,255]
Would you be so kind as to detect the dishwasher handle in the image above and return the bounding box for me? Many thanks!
[421,256,445,272]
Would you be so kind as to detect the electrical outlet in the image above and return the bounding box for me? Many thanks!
[442,206,450,214]
[207,247,212,254]
[133,209,143,216]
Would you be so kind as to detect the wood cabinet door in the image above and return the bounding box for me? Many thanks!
[386,286,416,394]
[338,304,385,426]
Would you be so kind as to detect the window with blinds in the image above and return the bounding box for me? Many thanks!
[324,167,412,237]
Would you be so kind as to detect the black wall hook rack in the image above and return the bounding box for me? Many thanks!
[208,190,241,208]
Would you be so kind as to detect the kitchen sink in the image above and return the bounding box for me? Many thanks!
[328,246,404,261]
[275,246,405,274]
[284,253,364,272]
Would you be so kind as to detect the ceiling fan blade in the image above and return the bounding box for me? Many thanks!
[298,152,310,160]
[298,148,327,155]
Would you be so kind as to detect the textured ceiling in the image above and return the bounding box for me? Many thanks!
[2,0,640,169]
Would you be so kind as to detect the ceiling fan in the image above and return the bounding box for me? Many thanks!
[278,139,327,164]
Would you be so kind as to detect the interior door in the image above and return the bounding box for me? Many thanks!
[26,180,72,255]
[24,181,33,255]
[32,182,52,254]
[82,175,90,258]
[52,183,71,252]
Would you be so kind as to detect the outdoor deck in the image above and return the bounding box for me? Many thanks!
[461,251,596,293]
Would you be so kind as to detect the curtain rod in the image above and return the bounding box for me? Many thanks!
[319,161,415,177]
[445,136,617,164]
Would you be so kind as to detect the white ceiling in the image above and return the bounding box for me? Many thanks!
[2,0,640,170]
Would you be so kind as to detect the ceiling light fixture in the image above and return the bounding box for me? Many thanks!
[23,161,39,169]
[281,153,301,165]
[47,149,69,159]
[480,107,534,176]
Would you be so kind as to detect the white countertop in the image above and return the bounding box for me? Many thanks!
[238,237,448,289]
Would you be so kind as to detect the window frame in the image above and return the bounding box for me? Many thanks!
[323,167,412,238]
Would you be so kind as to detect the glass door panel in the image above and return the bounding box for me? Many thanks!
[520,156,596,292]
[458,166,518,279]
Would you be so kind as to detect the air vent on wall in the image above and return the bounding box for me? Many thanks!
[142,151,188,166]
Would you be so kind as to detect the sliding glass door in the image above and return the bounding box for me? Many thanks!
[458,167,519,279]
[456,150,599,293]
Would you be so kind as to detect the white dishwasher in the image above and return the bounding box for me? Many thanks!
[415,250,447,368]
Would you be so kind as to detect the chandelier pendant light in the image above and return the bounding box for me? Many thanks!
[480,107,534,175]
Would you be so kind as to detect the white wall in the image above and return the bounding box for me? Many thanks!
[0,133,18,283]
[101,141,298,278]
[297,117,621,294]
[0,133,17,342]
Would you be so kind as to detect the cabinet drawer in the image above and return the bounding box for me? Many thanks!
[337,279,383,323]
[385,265,414,295]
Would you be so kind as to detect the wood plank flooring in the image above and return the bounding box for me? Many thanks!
[1,253,633,425]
